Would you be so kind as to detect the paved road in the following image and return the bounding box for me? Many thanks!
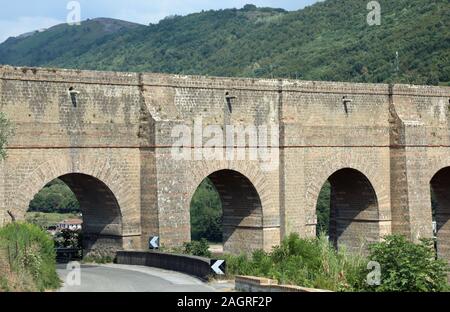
[57,263,218,292]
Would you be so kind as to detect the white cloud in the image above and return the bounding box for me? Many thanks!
[0,16,64,44]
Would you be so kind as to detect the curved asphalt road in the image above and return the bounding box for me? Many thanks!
[57,263,219,292]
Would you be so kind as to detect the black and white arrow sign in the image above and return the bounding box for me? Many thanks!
[211,260,226,275]
[149,236,159,249]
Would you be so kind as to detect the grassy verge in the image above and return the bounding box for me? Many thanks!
[224,234,366,291]
[223,234,449,292]
[0,222,61,292]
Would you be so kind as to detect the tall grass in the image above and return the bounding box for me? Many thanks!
[0,222,61,291]
[225,234,450,292]
[225,233,366,291]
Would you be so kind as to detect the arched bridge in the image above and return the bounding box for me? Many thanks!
[1,65,450,262]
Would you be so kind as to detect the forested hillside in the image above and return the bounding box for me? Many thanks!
[0,18,144,67]
[0,0,448,85]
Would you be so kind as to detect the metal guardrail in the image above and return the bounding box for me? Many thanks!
[116,250,216,281]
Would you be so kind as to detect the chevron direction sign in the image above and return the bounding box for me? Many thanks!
[211,259,226,275]
[149,236,160,249]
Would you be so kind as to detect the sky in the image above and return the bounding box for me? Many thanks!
[0,0,320,43]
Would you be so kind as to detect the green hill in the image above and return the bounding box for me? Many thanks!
[0,0,448,85]
[0,18,144,67]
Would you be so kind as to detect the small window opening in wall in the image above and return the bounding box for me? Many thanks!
[69,87,79,107]
[342,96,352,115]
[225,92,236,113]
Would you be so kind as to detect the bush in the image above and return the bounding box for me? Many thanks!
[183,239,212,258]
[0,222,61,291]
[225,234,450,292]
[224,233,366,291]
[180,234,450,292]
[365,235,449,292]
[224,254,255,278]
[54,229,82,249]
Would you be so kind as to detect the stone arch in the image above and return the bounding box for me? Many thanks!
[430,167,450,263]
[309,164,383,252]
[58,173,122,249]
[7,154,137,255]
[329,168,379,251]
[188,162,271,254]
[9,155,131,221]
[307,153,389,220]
[187,161,274,224]
[305,150,391,242]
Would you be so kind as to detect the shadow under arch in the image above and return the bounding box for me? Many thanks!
[430,167,450,262]
[189,169,263,254]
[32,173,123,257]
[316,168,380,253]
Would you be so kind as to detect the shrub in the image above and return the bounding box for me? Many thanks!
[54,229,82,249]
[193,234,450,292]
[364,235,449,292]
[224,233,366,291]
[223,254,254,278]
[183,239,212,258]
[0,222,61,291]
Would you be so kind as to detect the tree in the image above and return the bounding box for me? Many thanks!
[28,179,80,214]
[316,181,331,237]
[190,179,222,242]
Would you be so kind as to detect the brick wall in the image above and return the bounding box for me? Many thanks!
[235,275,331,292]
[1,65,450,258]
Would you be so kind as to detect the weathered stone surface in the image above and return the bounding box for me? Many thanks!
[0,65,449,259]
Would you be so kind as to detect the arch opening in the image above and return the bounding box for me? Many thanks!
[26,173,123,258]
[315,168,380,253]
[430,167,450,262]
[190,169,263,255]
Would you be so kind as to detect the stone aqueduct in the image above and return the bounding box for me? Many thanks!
[1,65,450,261]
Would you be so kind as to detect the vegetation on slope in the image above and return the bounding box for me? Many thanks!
[0,1,448,85]
[0,18,144,67]
[224,233,449,292]
[0,223,60,292]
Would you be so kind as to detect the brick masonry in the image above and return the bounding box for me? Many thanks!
[235,275,331,292]
[0,65,449,259]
